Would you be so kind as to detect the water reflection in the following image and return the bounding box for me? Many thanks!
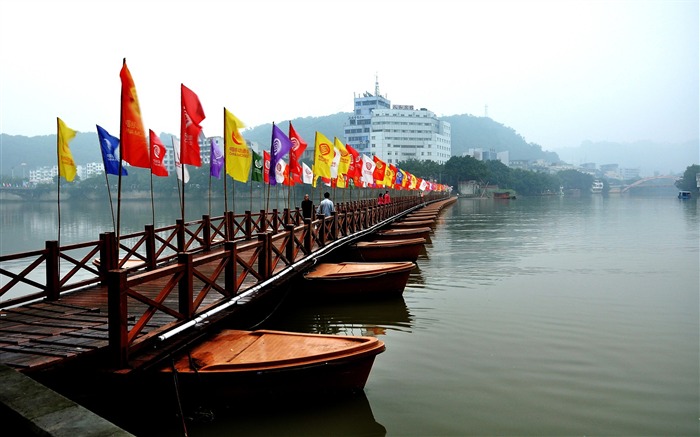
[266,294,413,336]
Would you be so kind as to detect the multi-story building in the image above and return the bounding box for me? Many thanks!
[343,80,451,165]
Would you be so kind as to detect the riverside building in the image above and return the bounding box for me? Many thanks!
[344,80,452,165]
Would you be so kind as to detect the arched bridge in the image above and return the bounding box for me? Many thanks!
[621,175,678,193]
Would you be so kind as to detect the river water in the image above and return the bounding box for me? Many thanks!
[1,194,698,436]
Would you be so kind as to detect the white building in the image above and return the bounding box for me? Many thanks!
[344,80,451,165]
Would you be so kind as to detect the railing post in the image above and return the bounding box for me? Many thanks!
[260,210,267,233]
[178,252,194,319]
[272,209,279,234]
[316,214,327,246]
[144,225,156,269]
[46,240,60,301]
[176,219,185,253]
[258,232,272,279]
[283,208,290,226]
[331,211,339,240]
[304,219,313,253]
[202,214,212,251]
[225,241,236,297]
[107,269,129,368]
[285,224,296,263]
[295,207,302,226]
[244,211,253,240]
[99,232,117,284]
[226,211,235,241]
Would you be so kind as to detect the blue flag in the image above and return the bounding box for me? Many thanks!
[96,125,127,176]
[269,123,292,186]
[394,168,404,187]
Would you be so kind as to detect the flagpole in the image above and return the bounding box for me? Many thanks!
[55,117,61,252]
[101,156,116,233]
[181,164,186,222]
[149,160,155,226]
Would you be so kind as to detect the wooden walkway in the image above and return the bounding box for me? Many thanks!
[0,195,454,376]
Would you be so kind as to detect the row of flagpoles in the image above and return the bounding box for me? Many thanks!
[55,59,450,245]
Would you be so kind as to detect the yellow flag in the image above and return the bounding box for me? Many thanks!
[224,108,252,182]
[334,137,351,179]
[313,132,333,181]
[57,117,77,182]
[383,164,395,187]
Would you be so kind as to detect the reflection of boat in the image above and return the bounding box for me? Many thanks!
[591,180,604,193]
[678,190,692,199]
[162,329,385,398]
[303,261,415,299]
[348,238,426,262]
[374,227,431,241]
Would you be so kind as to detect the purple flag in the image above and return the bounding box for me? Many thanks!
[268,123,292,186]
[210,137,224,179]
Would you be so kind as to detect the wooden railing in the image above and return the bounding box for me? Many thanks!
[1,193,449,366]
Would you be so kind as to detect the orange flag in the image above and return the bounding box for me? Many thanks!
[119,59,149,168]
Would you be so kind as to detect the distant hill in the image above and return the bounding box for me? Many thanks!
[1,113,558,176]
[553,139,699,176]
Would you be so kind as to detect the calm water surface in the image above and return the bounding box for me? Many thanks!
[1,195,698,436]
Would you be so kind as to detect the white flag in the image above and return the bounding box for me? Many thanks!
[330,147,340,179]
[361,154,376,185]
[302,162,313,185]
[171,136,190,183]
[275,158,287,184]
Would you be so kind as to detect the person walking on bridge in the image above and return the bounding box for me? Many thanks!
[317,192,335,217]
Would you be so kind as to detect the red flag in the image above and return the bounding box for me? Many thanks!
[288,122,307,184]
[373,155,386,185]
[149,130,169,177]
[180,84,206,166]
[120,59,150,168]
[263,150,270,184]
[346,144,360,180]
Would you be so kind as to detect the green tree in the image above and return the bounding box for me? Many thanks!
[675,164,700,192]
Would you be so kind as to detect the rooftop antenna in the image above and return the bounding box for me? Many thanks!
[484,104,489,118]
[375,73,380,97]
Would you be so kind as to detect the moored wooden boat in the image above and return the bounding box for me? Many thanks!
[303,261,415,299]
[161,329,385,399]
[374,226,432,241]
[348,237,426,262]
[392,219,435,228]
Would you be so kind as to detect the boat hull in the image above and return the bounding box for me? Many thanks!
[374,227,432,241]
[303,261,415,299]
[161,329,385,399]
[347,238,426,262]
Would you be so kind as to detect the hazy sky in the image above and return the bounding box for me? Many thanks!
[0,0,697,153]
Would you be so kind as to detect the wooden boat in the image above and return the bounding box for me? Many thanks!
[392,219,435,228]
[678,190,692,199]
[347,237,426,262]
[374,226,432,241]
[493,191,516,199]
[406,212,438,220]
[303,261,415,299]
[162,329,385,398]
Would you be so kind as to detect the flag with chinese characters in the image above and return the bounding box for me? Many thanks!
[96,125,127,176]
[224,108,251,182]
[149,130,168,177]
[119,59,149,168]
[180,84,205,166]
[57,117,77,182]
[361,154,376,186]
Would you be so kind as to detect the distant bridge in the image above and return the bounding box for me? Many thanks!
[621,175,678,193]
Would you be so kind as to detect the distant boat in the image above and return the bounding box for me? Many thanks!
[348,237,426,262]
[303,261,415,299]
[591,180,604,194]
[161,329,385,399]
[678,191,692,199]
[493,191,516,199]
